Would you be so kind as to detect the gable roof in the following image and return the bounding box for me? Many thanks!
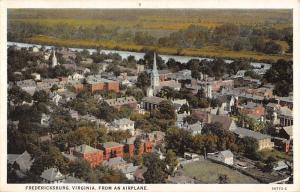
[279,106,293,117]
[74,144,102,154]
[231,127,271,140]
[211,115,235,130]
[220,150,233,158]
[40,168,65,182]
[142,96,165,105]
[282,126,293,136]
[102,142,124,148]
[7,151,34,172]
[105,96,137,106]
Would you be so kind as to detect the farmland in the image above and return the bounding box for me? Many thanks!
[8,9,293,62]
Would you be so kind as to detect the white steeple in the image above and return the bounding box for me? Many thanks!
[52,49,58,68]
[151,52,160,88]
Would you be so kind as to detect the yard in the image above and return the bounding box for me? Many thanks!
[182,160,259,184]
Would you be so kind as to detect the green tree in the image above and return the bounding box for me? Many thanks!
[33,90,48,103]
[143,153,167,183]
[136,72,150,89]
[165,150,178,175]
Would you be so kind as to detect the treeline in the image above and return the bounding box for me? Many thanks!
[158,24,292,54]
[8,21,292,55]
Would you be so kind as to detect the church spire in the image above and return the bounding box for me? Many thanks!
[52,49,58,68]
[153,52,158,72]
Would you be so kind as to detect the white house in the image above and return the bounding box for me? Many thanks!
[40,168,65,183]
[31,73,41,81]
[41,113,50,126]
[216,150,234,165]
[110,118,135,135]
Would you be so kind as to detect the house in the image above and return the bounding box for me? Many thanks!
[160,80,181,91]
[134,166,147,183]
[276,96,293,110]
[16,79,37,95]
[40,168,65,183]
[172,99,188,112]
[109,118,135,135]
[105,96,137,111]
[120,164,139,181]
[49,93,62,106]
[69,109,79,120]
[238,102,265,119]
[40,113,50,126]
[278,106,293,127]
[31,72,41,81]
[231,127,274,151]
[102,157,127,169]
[98,142,124,160]
[216,150,234,165]
[210,115,237,131]
[273,161,289,171]
[181,121,203,136]
[176,112,190,128]
[158,69,172,81]
[72,144,104,168]
[147,131,165,146]
[278,126,293,140]
[141,96,166,111]
[7,151,34,177]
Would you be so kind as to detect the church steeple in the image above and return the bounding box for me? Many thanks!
[52,49,58,68]
[151,52,160,88]
[153,52,158,72]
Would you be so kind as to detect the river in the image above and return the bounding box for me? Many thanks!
[7,41,271,69]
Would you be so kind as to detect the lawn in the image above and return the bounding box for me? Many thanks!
[182,160,259,184]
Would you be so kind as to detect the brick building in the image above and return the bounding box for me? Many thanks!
[239,102,265,118]
[98,142,124,160]
[72,144,104,168]
[85,75,120,93]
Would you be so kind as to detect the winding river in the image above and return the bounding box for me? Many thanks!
[7,41,271,69]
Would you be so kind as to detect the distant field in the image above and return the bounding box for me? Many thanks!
[8,9,292,30]
[8,9,293,62]
[182,160,259,184]
[26,35,292,62]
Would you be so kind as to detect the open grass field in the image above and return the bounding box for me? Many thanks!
[8,9,292,31]
[8,9,293,62]
[26,35,292,62]
[182,160,259,184]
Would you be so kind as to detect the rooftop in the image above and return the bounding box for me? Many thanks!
[279,106,293,117]
[74,144,102,154]
[220,150,233,158]
[113,118,134,125]
[40,168,65,182]
[102,142,124,148]
[231,127,271,140]
[105,96,137,106]
[142,96,165,105]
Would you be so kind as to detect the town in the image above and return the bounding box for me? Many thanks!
[7,41,293,184]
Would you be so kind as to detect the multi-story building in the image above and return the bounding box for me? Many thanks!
[72,144,104,168]
[231,127,274,151]
[109,118,135,135]
[98,142,124,161]
[105,96,137,111]
[85,75,120,93]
